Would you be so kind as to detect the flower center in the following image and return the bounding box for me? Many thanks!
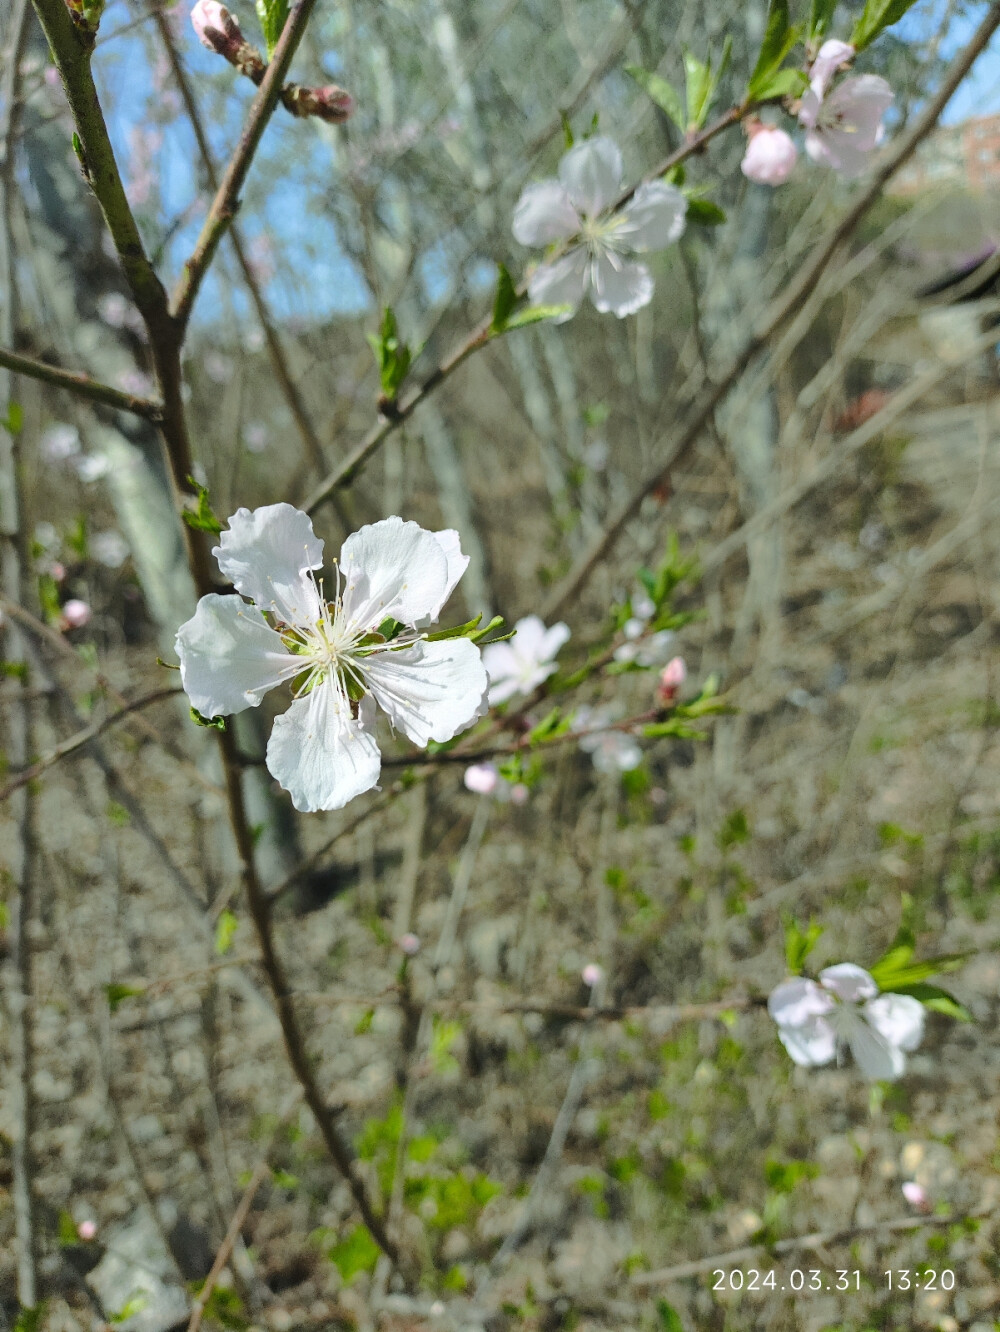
[579,211,626,252]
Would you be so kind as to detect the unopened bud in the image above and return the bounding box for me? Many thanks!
[581,963,604,988]
[190,1,265,79]
[657,656,686,705]
[901,1181,930,1212]
[283,83,354,124]
[397,932,421,957]
[61,599,92,630]
[464,762,499,796]
[77,1219,97,1241]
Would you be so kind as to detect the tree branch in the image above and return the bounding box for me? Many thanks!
[0,344,164,419]
[169,0,321,330]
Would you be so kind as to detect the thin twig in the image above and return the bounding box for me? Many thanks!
[170,0,321,329]
[0,685,182,803]
[0,344,164,418]
[186,1161,271,1332]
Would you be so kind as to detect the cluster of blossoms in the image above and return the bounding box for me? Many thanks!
[769,963,924,1081]
[741,40,893,186]
[176,505,488,812]
[512,136,687,320]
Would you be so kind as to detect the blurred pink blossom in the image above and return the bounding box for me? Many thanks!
[581,963,604,988]
[464,762,499,796]
[657,656,686,704]
[398,932,421,956]
[902,1181,931,1212]
[741,124,798,186]
[77,1219,97,1241]
[61,599,92,630]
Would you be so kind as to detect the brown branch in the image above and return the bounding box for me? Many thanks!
[169,0,321,330]
[0,344,164,418]
[0,686,182,803]
[539,1,1000,621]
[187,1161,271,1332]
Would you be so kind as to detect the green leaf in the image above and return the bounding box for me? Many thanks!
[685,198,727,226]
[367,306,412,401]
[255,0,289,55]
[851,0,919,50]
[58,1210,79,1246]
[503,303,573,330]
[683,50,713,129]
[889,982,972,1023]
[808,0,838,42]
[560,110,574,148]
[106,982,144,1012]
[750,67,807,100]
[190,706,226,731]
[110,1293,148,1324]
[783,915,823,974]
[870,951,969,990]
[328,1225,380,1283]
[425,613,484,642]
[625,65,685,133]
[14,1306,47,1332]
[215,908,238,956]
[470,614,509,644]
[656,1299,685,1332]
[183,477,223,535]
[1,400,23,435]
[527,707,567,744]
[491,263,521,333]
[747,0,800,101]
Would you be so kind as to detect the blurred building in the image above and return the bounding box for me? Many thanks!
[891,112,1000,194]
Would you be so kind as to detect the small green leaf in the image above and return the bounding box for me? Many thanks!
[871,954,968,989]
[183,477,223,535]
[1,400,23,435]
[14,1307,47,1332]
[560,110,574,148]
[491,263,521,333]
[58,1210,79,1246]
[215,908,238,956]
[505,303,573,330]
[426,613,484,642]
[110,1293,148,1324]
[328,1224,380,1283]
[106,982,143,1012]
[851,0,919,50]
[527,707,568,744]
[656,1299,685,1332]
[367,306,412,401]
[683,50,712,129]
[747,0,800,101]
[750,67,807,100]
[783,915,823,974]
[255,0,289,55]
[685,198,727,226]
[625,65,685,133]
[808,0,838,42]
[190,706,226,731]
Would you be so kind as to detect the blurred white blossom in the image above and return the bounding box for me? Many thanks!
[482,614,570,705]
[512,136,686,320]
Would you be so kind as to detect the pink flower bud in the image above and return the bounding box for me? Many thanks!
[464,762,499,796]
[581,963,604,988]
[902,1181,930,1212]
[657,656,686,704]
[77,1219,97,1241]
[50,561,66,583]
[741,125,798,187]
[190,0,264,77]
[283,84,355,124]
[61,599,91,630]
[509,782,530,806]
[809,39,855,98]
[397,932,421,957]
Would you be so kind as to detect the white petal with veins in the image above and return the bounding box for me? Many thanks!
[512,180,581,246]
[361,636,488,746]
[339,516,451,630]
[559,135,623,216]
[266,687,381,812]
[176,593,300,718]
[213,503,323,626]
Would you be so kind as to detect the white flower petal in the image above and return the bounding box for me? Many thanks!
[558,135,623,216]
[777,1015,837,1067]
[798,86,821,130]
[819,963,878,1002]
[538,620,571,660]
[590,252,654,317]
[809,39,855,98]
[512,180,581,247]
[865,994,925,1052]
[768,977,834,1026]
[840,1007,905,1080]
[338,516,451,630]
[414,528,470,629]
[361,636,488,746]
[266,686,381,813]
[617,181,687,252]
[214,503,323,626]
[527,248,589,321]
[176,593,300,718]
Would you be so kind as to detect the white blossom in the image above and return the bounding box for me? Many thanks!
[573,704,642,774]
[741,125,798,186]
[512,136,687,320]
[768,963,925,1081]
[481,614,570,705]
[175,505,488,813]
[799,66,893,176]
